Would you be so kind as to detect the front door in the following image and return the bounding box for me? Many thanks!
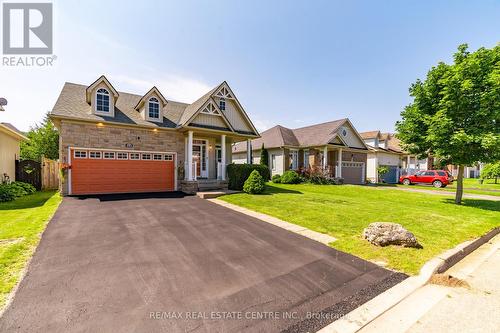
[215,146,222,179]
[192,140,208,178]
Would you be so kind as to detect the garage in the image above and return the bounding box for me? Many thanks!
[341,161,365,184]
[69,148,175,195]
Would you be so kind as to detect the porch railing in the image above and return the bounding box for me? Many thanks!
[184,161,198,181]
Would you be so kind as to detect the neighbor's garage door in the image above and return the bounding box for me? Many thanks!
[342,161,365,184]
[70,148,175,195]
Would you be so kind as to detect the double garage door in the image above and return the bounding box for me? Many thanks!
[69,148,175,195]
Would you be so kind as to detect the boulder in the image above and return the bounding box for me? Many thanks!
[363,222,422,248]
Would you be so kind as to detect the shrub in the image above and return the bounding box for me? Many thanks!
[271,174,281,183]
[227,164,270,190]
[481,162,500,183]
[243,170,266,194]
[11,182,36,195]
[281,170,301,184]
[0,185,16,202]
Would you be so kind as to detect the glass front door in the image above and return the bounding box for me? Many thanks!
[192,140,208,178]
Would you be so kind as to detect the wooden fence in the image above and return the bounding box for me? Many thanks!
[41,157,59,190]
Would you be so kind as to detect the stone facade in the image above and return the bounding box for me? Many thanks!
[59,120,185,195]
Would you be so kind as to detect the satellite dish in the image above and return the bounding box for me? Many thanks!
[0,98,7,106]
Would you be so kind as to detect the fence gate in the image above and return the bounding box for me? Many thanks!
[41,157,60,190]
[15,160,42,190]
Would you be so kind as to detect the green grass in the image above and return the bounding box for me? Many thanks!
[220,184,499,275]
[391,178,500,197]
[0,191,61,309]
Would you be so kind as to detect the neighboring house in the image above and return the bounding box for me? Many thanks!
[361,131,434,183]
[50,75,259,195]
[232,119,369,184]
[0,122,28,182]
[448,163,485,179]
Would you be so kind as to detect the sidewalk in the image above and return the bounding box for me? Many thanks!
[359,234,500,333]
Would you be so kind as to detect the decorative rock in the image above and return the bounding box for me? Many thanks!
[363,222,422,248]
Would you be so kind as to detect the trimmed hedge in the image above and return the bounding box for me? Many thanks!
[281,170,301,184]
[243,170,265,194]
[227,163,270,190]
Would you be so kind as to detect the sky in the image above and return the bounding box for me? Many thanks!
[0,0,499,133]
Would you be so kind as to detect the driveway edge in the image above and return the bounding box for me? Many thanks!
[317,226,500,333]
[207,199,337,245]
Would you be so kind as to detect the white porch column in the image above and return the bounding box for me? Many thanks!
[323,146,328,169]
[187,131,193,181]
[406,155,410,173]
[247,139,252,164]
[221,134,226,180]
[337,148,343,178]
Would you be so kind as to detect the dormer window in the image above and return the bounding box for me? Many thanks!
[219,98,226,111]
[148,97,160,119]
[96,88,110,113]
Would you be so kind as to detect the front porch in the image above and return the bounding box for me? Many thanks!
[285,145,367,184]
[181,130,253,193]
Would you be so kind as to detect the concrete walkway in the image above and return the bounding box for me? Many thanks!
[359,234,500,333]
[374,186,500,201]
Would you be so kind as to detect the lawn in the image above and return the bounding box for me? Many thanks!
[220,184,499,275]
[393,178,500,197]
[0,191,61,310]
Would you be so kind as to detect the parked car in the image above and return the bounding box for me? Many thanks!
[399,170,451,188]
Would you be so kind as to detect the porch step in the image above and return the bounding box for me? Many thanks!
[196,190,239,199]
[197,179,228,191]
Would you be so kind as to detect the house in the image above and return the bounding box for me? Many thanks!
[360,131,434,183]
[50,75,259,195]
[0,122,28,182]
[232,119,369,184]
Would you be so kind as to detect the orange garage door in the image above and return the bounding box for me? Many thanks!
[70,149,175,195]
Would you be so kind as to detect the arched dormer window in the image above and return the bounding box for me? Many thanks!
[148,97,160,119]
[96,88,110,113]
[219,98,226,111]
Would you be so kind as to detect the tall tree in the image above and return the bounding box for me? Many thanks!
[21,113,59,161]
[260,143,269,167]
[396,44,500,204]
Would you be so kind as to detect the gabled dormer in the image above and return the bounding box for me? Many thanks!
[134,86,168,123]
[86,75,119,117]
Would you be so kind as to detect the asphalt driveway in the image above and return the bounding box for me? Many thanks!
[0,193,405,333]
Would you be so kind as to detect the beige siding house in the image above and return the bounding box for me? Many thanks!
[0,122,27,182]
[233,119,369,184]
[50,75,259,195]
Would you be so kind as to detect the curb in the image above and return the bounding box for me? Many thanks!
[207,199,337,245]
[317,226,500,333]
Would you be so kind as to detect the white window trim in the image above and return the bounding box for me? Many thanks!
[153,154,163,160]
[103,152,115,159]
[289,149,299,170]
[271,154,276,171]
[117,152,128,160]
[89,151,102,159]
[95,88,113,116]
[130,153,140,160]
[164,154,174,161]
[74,150,87,159]
[145,96,163,123]
[141,153,152,160]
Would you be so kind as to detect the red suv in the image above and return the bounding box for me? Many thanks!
[399,170,452,188]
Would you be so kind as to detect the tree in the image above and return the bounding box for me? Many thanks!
[260,143,269,167]
[377,166,389,183]
[396,44,500,204]
[481,162,500,183]
[20,113,59,161]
